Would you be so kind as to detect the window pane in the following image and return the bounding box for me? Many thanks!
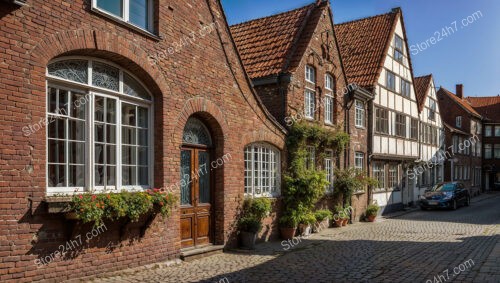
[48,140,66,163]
[138,129,148,146]
[199,151,210,203]
[69,165,85,187]
[95,123,104,142]
[69,120,85,141]
[48,87,57,113]
[47,60,88,83]
[180,150,192,205]
[122,127,136,145]
[95,144,104,164]
[96,0,123,17]
[138,107,148,128]
[106,125,116,143]
[95,165,105,186]
[71,92,87,119]
[48,165,66,187]
[122,146,137,165]
[122,166,137,185]
[58,90,69,115]
[122,103,136,126]
[138,167,148,185]
[92,61,119,91]
[106,99,116,123]
[123,73,151,100]
[107,166,116,186]
[107,145,116,164]
[95,96,104,122]
[69,142,85,164]
[48,117,65,139]
[138,147,148,166]
[129,0,149,30]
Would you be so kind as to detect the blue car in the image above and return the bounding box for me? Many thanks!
[419,182,471,210]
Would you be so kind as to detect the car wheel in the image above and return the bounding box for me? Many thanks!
[465,196,471,206]
[451,200,457,210]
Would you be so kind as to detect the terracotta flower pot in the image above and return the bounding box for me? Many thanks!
[280,227,297,240]
[342,219,348,226]
[367,215,376,222]
[334,219,343,227]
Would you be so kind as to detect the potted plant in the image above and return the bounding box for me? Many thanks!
[238,198,272,249]
[333,205,344,227]
[313,209,333,232]
[365,204,380,222]
[341,211,349,226]
[279,214,299,240]
[298,212,316,236]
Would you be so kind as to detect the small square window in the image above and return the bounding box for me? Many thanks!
[325,74,333,90]
[94,0,154,32]
[456,116,462,128]
[304,90,315,119]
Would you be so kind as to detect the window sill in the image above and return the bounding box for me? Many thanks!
[355,125,365,130]
[43,196,73,214]
[91,7,162,41]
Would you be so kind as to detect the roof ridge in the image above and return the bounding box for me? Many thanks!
[334,8,397,27]
[230,2,315,27]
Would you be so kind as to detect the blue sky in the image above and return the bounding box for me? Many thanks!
[221,0,500,97]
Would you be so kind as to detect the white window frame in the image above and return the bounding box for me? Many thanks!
[354,152,364,170]
[400,79,411,97]
[305,65,315,84]
[324,94,334,124]
[495,126,500,137]
[325,74,333,91]
[324,150,334,193]
[394,35,404,62]
[92,0,154,32]
[355,100,365,128]
[46,57,154,195]
[244,143,281,198]
[373,162,385,191]
[456,116,462,128]
[304,89,315,119]
[306,146,316,170]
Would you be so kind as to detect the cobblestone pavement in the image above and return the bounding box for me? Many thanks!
[91,192,500,283]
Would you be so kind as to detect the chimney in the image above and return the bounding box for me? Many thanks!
[456,84,463,99]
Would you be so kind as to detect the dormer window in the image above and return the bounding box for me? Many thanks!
[305,65,315,84]
[93,0,154,32]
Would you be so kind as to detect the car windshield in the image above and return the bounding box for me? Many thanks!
[432,183,455,192]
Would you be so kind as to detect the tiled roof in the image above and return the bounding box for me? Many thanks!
[466,96,500,122]
[229,4,315,79]
[334,10,398,89]
[414,75,432,112]
[438,87,482,118]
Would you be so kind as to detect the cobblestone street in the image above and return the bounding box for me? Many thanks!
[92,193,500,283]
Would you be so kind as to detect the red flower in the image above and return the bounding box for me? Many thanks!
[107,194,111,199]
[79,195,83,199]
[154,188,159,192]
[159,201,164,206]
[91,195,96,201]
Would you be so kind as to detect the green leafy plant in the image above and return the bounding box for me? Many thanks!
[300,212,317,225]
[314,210,333,222]
[71,188,177,226]
[281,121,349,228]
[366,204,380,216]
[238,198,273,233]
[333,167,378,207]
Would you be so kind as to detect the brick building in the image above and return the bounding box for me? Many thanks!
[467,95,500,191]
[335,8,420,214]
[437,86,482,195]
[230,1,370,220]
[0,0,287,281]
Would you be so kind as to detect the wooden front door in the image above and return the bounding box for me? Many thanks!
[180,147,212,249]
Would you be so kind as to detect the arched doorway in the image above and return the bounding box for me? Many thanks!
[180,117,214,249]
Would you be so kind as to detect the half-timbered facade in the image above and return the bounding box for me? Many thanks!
[413,75,444,202]
[335,8,419,214]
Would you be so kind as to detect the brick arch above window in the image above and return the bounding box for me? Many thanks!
[27,29,171,99]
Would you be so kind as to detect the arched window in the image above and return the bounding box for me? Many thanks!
[182,117,212,146]
[46,58,153,194]
[244,143,281,197]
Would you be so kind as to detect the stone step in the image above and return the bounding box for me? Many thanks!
[180,244,225,262]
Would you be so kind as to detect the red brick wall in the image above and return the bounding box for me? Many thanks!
[0,0,285,281]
